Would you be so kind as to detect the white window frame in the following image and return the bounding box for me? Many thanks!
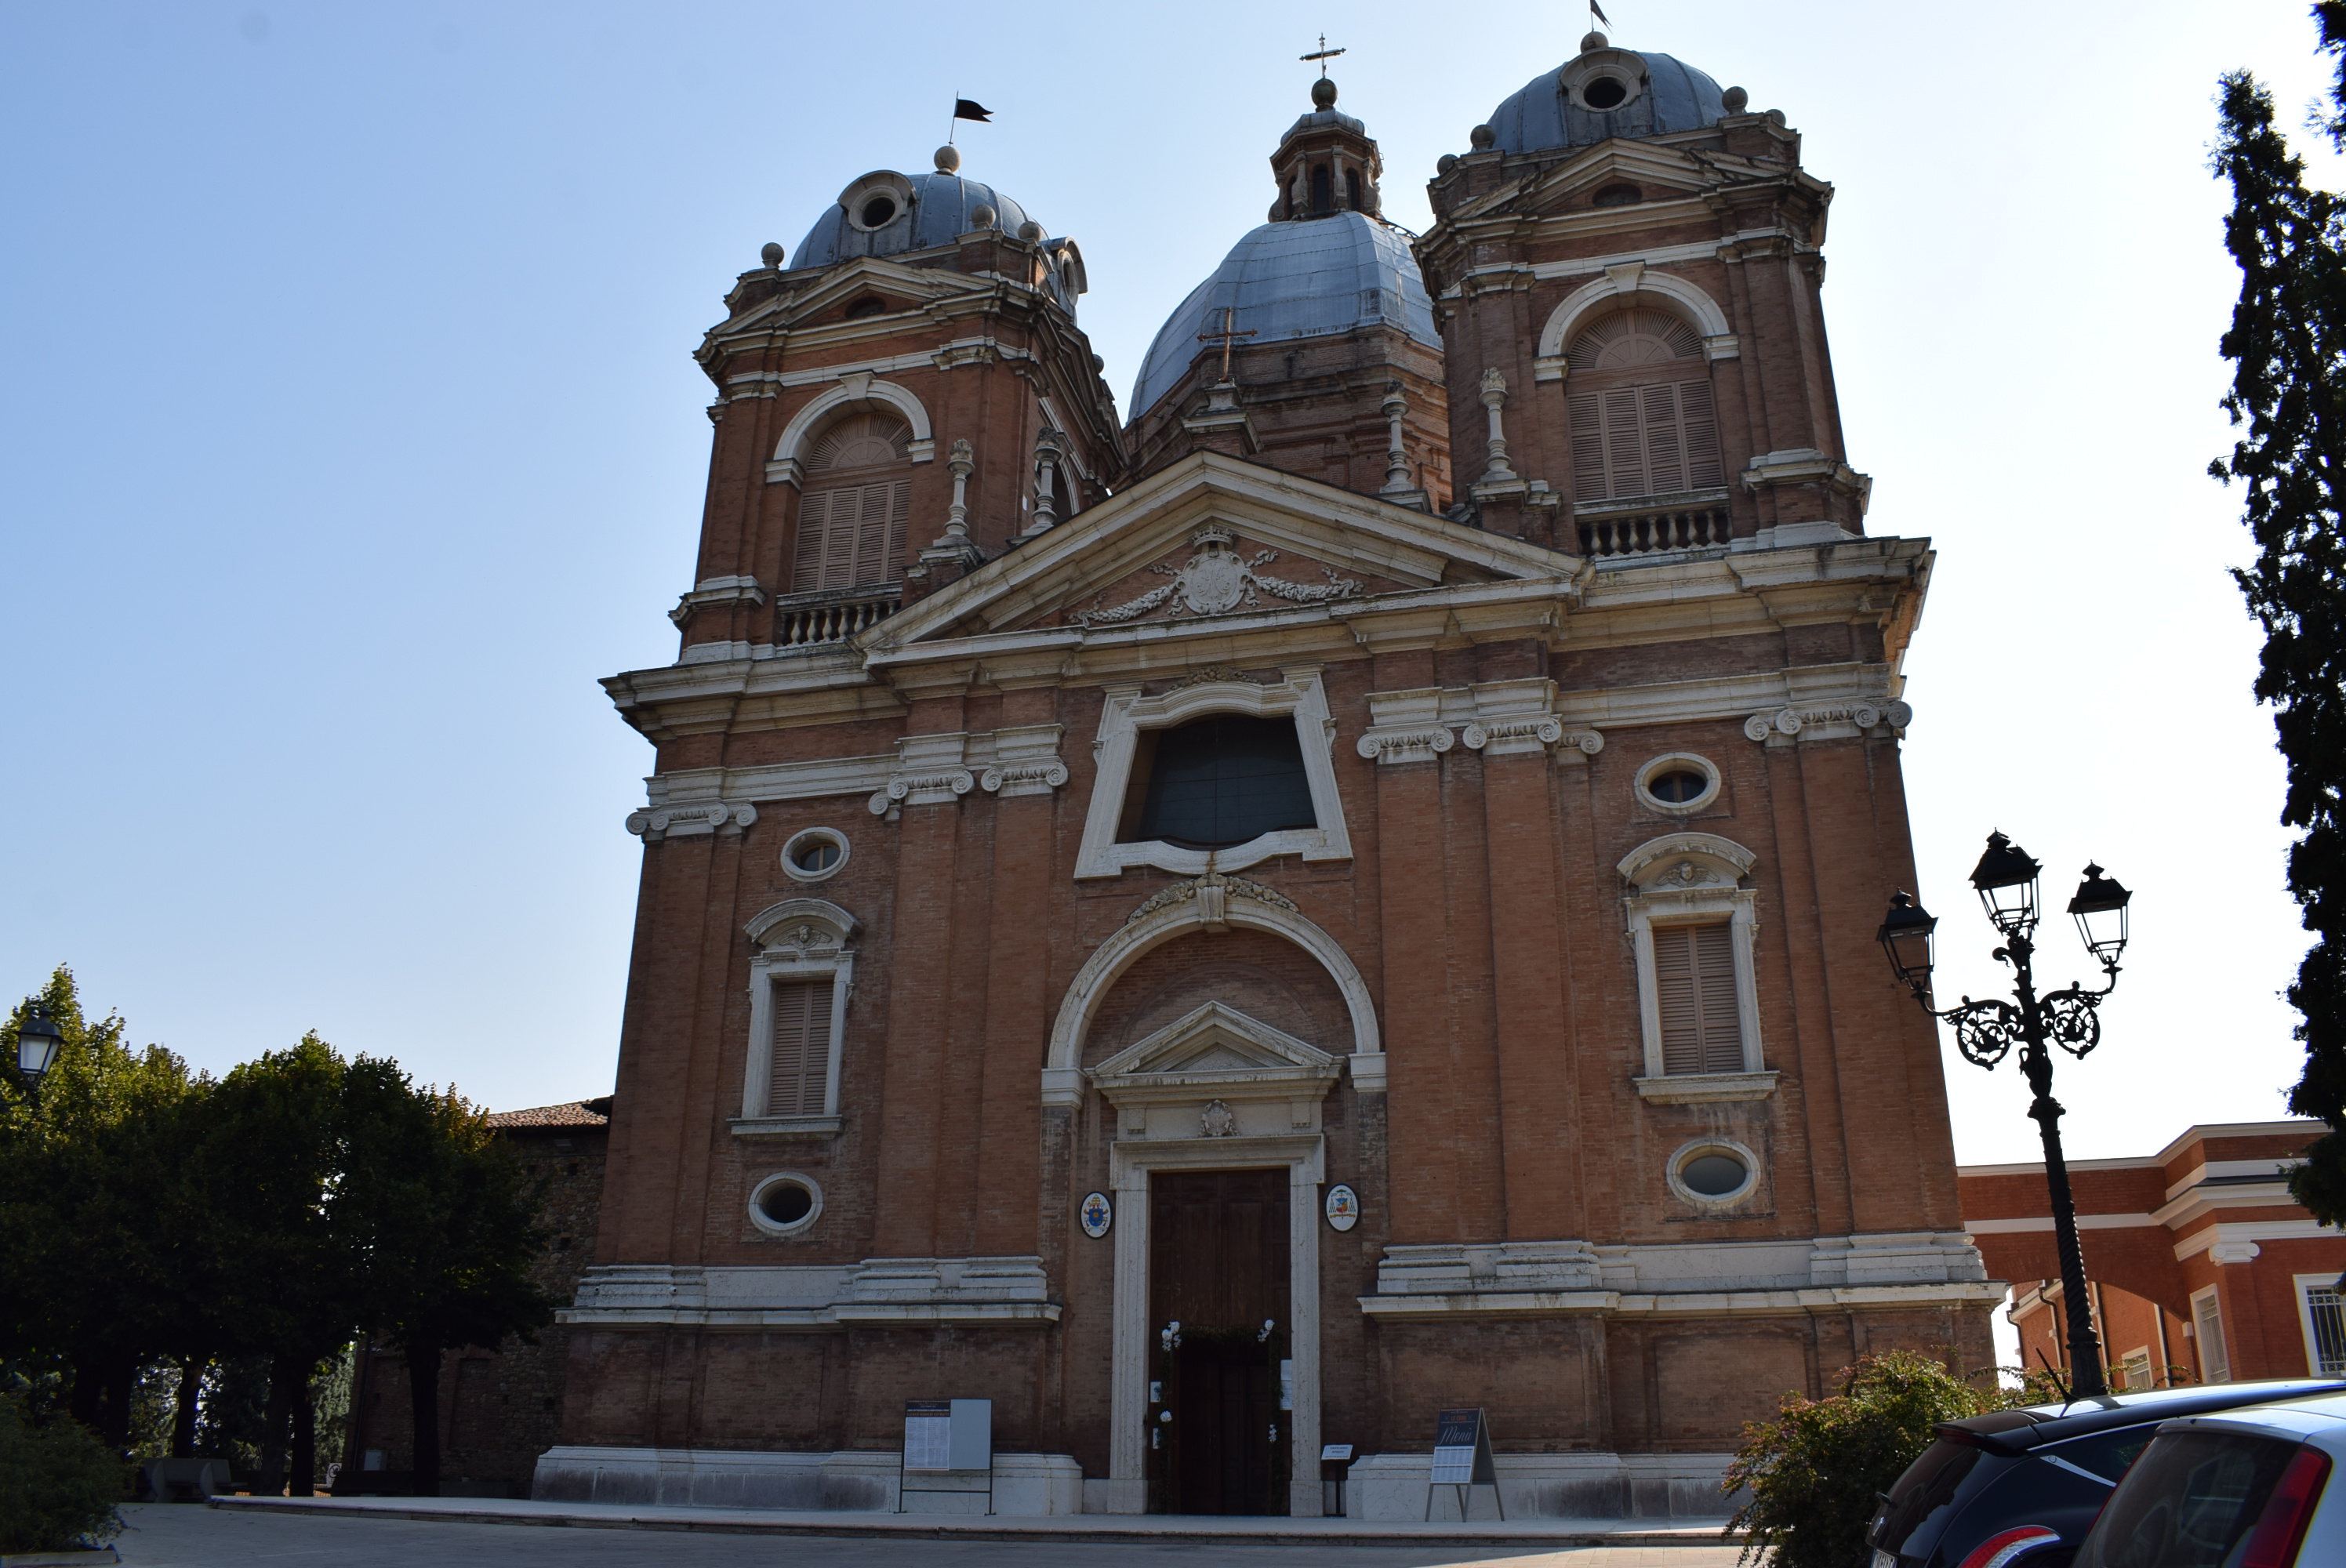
[2119,1345,2153,1392]
[1075,668,1351,880]
[2294,1272,2346,1377]
[2192,1284,2231,1383]
[735,898,860,1137]
[1618,833,1772,1102]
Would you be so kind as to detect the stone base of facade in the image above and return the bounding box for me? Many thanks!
[1349,1451,1738,1520]
[530,1443,1731,1520]
[530,1446,1083,1515]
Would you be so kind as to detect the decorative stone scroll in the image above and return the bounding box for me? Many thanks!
[868,771,974,815]
[978,724,1069,798]
[627,800,758,840]
[1744,699,1912,742]
[1124,869,1299,929]
[1070,525,1363,627]
[1355,725,1454,764]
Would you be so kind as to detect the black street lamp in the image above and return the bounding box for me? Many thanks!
[1878,832,2133,1398]
[13,1004,64,1100]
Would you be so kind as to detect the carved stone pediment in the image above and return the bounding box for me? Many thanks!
[1087,1002,1342,1142]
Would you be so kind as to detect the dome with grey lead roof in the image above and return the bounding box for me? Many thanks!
[794,168,1078,314]
[1483,47,1727,154]
[1131,212,1437,419]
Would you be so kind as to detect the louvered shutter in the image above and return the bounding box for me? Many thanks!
[882,480,909,582]
[1603,388,1646,497]
[1654,922,1744,1075]
[1569,394,1607,503]
[1680,381,1723,488]
[767,978,833,1116]
[792,492,830,592]
[1642,384,1686,492]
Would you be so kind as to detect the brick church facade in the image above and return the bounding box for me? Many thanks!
[540,33,1993,1518]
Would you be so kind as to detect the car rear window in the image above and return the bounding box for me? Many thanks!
[1874,1437,1987,1554]
[2074,1430,2301,1568]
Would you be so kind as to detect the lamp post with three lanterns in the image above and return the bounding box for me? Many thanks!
[1878,832,2134,1399]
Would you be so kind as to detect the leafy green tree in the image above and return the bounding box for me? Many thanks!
[1723,1350,2052,1568]
[0,968,209,1451]
[0,1394,123,1554]
[2211,6,2346,1221]
[336,1057,551,1496]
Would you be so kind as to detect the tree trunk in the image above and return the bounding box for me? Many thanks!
[172,1358,205,1457]
[405,1341,443,1497]
[260,1348,298,1496]
[67,1349,102,1429]
[289,1370,317,1497]
[98,1353,135,1452]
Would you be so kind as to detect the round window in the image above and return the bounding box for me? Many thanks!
[1636,754,1720,813]
[859,194,899,227]
[1582,75,1629,110]
[1647,770,1707,804]
[1681,1153,1749,1196]
[750,1173,823,1235]
[782,828,848,883]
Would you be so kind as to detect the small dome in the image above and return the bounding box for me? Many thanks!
[1484,49,1727,154]
[795,169,1037,264]
[1131,212,1436,419]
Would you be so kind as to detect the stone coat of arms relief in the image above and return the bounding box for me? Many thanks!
[1070,524,1364,628]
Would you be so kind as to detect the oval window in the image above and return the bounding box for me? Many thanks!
[782,828,848,882]
[1647,769,1709,804]
[1582,75,1629,110]
[760,1181,815,1225]
[1680,1152,1750,1197]
[859,194,899,227]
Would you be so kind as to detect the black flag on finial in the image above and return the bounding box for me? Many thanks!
[1590,0,1611,26]
[953,99,993,122]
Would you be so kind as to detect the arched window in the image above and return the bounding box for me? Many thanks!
[1120,713,1317,850]
[1345,169,1364,212]
[1564,308,1723,503]
[1310,165,1332,216]
[793,413,911,592]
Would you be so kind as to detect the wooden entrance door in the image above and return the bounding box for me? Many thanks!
[1149,1167,1290,1515]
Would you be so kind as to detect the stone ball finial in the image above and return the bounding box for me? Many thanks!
[1469,123,1496,151]
[969,202,997,228]
[1437,153,1459,176]
[1722,85,1749,114]
[760,241,784,268]
[1091,354,1105,372]
[1016,219,1044,242]
[934,143,961,173]
[1311,76,1337,110]
[1579,30,1607,52]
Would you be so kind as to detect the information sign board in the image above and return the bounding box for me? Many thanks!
[1424,1406,1503,1520]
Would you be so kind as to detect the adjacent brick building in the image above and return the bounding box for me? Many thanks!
[1963,1120,2346,1392]
[343,1099,610,1496]
[547,34,1994,1519]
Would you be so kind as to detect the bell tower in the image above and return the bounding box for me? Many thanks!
[1414,32,1868,551]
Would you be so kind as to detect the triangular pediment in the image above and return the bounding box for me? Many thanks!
[1088,1000,1338,1084]
[711,255,991,337]
[1450,140,1724,227]
[873,452,1572,648]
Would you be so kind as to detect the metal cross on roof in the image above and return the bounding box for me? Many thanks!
[1197,306,1257,383]
[1300,35,1345,78]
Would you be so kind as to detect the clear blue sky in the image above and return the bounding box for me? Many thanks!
[3,0,2336,1164]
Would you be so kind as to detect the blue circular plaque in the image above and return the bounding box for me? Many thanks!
[1080,1191,1113,1238]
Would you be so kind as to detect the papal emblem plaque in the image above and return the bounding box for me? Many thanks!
[1079,1191,1113,1238]
[1324,1184,1361,1232]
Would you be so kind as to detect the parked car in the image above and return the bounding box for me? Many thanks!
[2069,1386,2346,1567]
[1867,1381,2346,1568]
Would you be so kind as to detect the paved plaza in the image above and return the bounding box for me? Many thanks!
[108,1502,1747,1568]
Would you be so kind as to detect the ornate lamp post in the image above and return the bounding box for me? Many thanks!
[1878,832,2134,1398]
[13,1004,64,1101]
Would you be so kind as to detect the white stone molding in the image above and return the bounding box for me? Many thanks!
[1533,264,1736,381]
[1617,833,1766,1085]
[2174,1219,2334,1262]
[1632,752,1721,815]
[1632,1071,1779,1105]
[1067,527,1364,628]
[978,724,1068,797]
[1356,688,1454,765]
[1041,878,1383,1108]
[669,575,768,629]
[1359,1232,1992,1319]
[1074,669,1352,879]
[868,731,975,815]
[1665,1136,1761,1207]
[737,898,859,1137]
[626,800,757,841]
[746,1171,823,1236]
[1744,699,1912,743]
[561,1257,1059,1329]
[1105,1133,1326,1516]
[1087,1001,1345,1142]
[1738,448,1872,512]
[1461,677,1560,757]
[766,372,936,485]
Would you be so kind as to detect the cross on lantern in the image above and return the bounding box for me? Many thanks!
[1197,306,1256,383]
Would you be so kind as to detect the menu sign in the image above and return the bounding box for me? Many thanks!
[1429,1406,1494,1486]
[903,1399,953,1472]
